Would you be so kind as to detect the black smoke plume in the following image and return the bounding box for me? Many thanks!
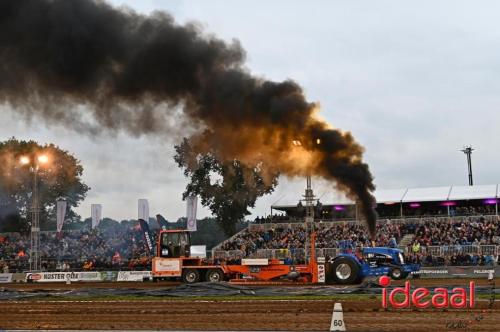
[0,0,377,237]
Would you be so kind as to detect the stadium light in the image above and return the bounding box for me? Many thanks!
[18,151,48,272]
[37,154,49,164]
[19,156,30,165]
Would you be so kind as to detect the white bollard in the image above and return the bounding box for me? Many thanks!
[330,302,346,331]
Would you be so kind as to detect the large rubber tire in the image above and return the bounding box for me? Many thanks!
[390,267,407,280]
[182,269,200,284]
[331,257,360,284]
[206,269,225,283]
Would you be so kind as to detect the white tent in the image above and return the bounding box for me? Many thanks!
[448,184,498,201]
[272,184,499,209]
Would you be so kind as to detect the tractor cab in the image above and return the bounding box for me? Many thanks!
[158,230,191,258]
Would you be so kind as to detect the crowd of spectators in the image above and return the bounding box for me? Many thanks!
[0,225,154,272]
[2,215,499,272]
[220,216,500,266]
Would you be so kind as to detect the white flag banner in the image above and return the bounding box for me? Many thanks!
[91,204,102,229]
[56,200,67,233]
[138,199,149,222]
[186,196,197,231]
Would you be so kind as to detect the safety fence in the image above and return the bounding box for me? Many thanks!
[418,245,499,256]
[0,258,152,273]
[1,265,499,285]
[0,270,153,283]
[247,215,500,233]
[213,244,500,266]
[213,214,500,252]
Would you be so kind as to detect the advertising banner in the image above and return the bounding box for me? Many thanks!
[12,273,27,283]
[91,204,102,229]
[100,271,118,282]
[25,271,120,282]
[411,266,500,278]
[56,200,67,233]
[0,273,12,283]
[117,271,152,282]
[139,218,154,254]
[156,214,169,230]
[26,272,80,282]
[186,196,197,232]
[138,199,149,223]
[78,272,102,281]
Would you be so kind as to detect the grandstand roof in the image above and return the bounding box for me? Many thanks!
[271,184,499,209]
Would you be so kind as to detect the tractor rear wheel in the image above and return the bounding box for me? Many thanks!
[331,257,360,284]
[182,269,200,283]
[206,269,225,283]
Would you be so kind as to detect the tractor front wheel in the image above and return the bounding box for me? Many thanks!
[389,267,407,280]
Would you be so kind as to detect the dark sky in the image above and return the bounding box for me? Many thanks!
[1,0,499,221]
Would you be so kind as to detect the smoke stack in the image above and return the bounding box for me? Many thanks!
[0,0,377,237]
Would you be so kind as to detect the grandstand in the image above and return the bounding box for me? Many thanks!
[270,184,499,220]
[1,184,499,273]
[213,184,500,267]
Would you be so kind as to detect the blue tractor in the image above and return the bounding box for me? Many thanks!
[328,247,420,284]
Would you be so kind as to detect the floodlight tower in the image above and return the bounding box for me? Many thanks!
[292,139,320,224]
[20,154,49,271]
[461,146,474,186]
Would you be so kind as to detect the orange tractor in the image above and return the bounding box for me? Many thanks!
[152,229,325,284]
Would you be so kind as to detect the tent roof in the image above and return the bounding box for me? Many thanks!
[448,184,498,201]
[374,188,408,203]
[271,184,499,209]
[402,186,452,203]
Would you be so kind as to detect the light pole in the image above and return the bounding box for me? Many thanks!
[460,146,474,186]
[20,154,49,271]
[292,138,321,263]
[292,139,319,223]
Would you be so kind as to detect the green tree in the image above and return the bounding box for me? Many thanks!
[174,139,278,236]
[0,138,89,232]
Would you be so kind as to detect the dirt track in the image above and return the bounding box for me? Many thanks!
[3,277,496,290]
[1,278,498,331]
[0,299,498,331]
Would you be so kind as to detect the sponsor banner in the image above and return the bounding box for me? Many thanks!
[56,200,67,233]
[12,273,27,283]
[26,272,80,282]
[186,196,197,232]
[78,272,102,281]
[91,204,102,229]
[25,272,106,282]
[138,199,149,223]
[0,273,12,283]
[412,266,500,278]
[317,264,326,283]
[154,259,181,273]
[117,271,152,282]
[100,271,118,282]
[139,218,154,254]
[411,268,449,278]
[156,214,169,230]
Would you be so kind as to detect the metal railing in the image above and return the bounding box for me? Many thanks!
[213,244,499,264]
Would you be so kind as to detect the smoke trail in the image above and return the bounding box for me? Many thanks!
[0,0,377,236]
